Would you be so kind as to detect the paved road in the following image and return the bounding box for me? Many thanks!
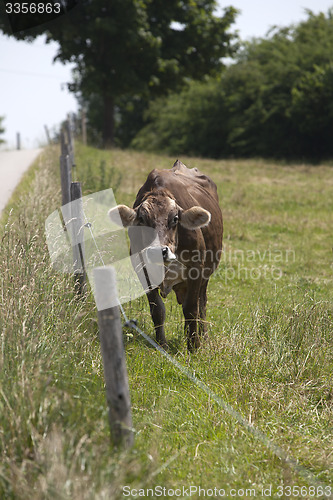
[0,149,42,214]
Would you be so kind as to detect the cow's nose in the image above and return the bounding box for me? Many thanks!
[162,247,168,261]
[162,246,176,262]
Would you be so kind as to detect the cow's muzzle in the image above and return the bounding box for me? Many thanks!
[162,246,177,262]
[144,246,176,265]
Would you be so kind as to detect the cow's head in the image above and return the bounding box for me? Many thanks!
[108,190,211,263]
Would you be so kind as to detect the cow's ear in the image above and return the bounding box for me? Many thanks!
[108,205,137,227]
[180,206,211,229]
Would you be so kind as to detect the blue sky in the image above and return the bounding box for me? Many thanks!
[0,0,332,148]
[218,0,333,39]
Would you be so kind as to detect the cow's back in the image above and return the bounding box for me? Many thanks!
[135,160,219,212]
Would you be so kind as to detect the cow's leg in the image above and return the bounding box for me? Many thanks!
[147,289,167,347]
[199,279,209,338]
[182,275,201,351]
[183,301,200,351]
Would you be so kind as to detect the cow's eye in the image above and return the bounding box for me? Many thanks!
[172,215,179,225]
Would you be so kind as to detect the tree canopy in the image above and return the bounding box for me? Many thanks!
[0,0,238,146]
[133,9,333,161]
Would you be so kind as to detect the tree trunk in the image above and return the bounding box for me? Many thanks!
[102,94,115,148]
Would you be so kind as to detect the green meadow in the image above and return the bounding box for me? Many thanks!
[0,144,332,499]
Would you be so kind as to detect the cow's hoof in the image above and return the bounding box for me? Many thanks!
[187,338,201,352]
[157,340,169,351]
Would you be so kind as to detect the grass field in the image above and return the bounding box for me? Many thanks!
[0,144,332,499]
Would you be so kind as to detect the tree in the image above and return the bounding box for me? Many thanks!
[132,78,231,157]
[133,9,333,160]
[291,64,333,158]
[0,116,5,144]
[0,0,238,147]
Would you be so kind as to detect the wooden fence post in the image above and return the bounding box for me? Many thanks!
[81,108,87,146]
[93,266,134,449]
[60,146,72,207]
[66,117,74,165]
[60,130,66,156]
[70,182,86,295]
[44,125,51,145]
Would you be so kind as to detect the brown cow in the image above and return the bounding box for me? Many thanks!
[108,160,223,350]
